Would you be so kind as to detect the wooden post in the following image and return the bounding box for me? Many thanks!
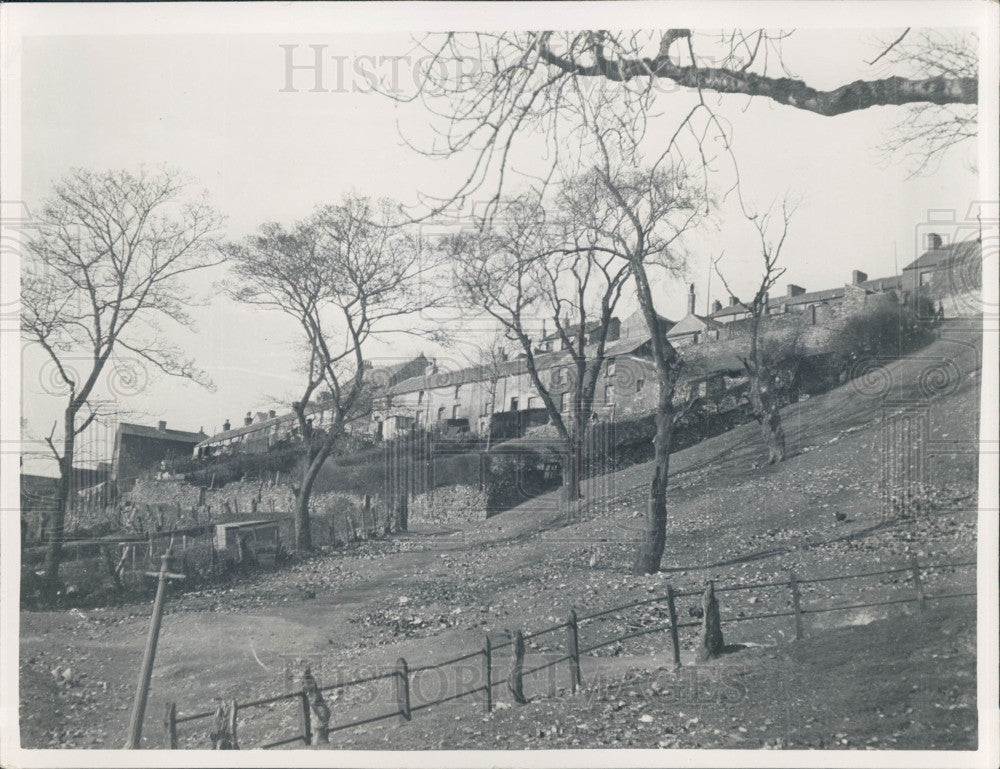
[483,635,493,713]
[697,581,724,661]
[124,544,185,749]
[566,610,581,694]
[395,658,411,721]
[666,584,682,668]
[227,699,238,750]
[163,702,177,749]
[910,556,926,612]
[507,630,528,704]
[302,667,330,744]
[789,571,803,640]
[209,700,238,749]
[298,691,313,745]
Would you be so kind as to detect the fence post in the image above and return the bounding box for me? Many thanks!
[228,699,239,750]
[789,571,803,640]
[298,691,313,746]
[483,635,493,714]
[666,585,682,669]
[395,658,411,722]
[209,700,238,749]
[163,702,177,749]
[302,667,330,744]
[698,581,725,661]
[566,610,581,694]
[910,556,926,612]
[507,630,528,704]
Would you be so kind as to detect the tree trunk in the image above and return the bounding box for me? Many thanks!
[562,440,583,507]
[748,369,786,464]
[43,407,76,585]
[632,387,675,575]
[293,449,326,552]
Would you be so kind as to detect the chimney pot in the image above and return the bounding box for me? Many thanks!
[711,299,723,313]
[223,419,231,432]
[157,420,167,432]
[852,270,868,285]
[268,409,276,418]
[926,233,943,250]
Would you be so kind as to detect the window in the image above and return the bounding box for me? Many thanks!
[636,379,645,393]
[606,358,616,377]
[417,390,424,405]
[454,384,462,398]
[605,385,615,404]
[437,406,445,421]
[452,404,459,419]
[510,397,519,411]
[560,392,568,411]
[527,396,537,409]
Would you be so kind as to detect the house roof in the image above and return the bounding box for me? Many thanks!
[196,356,426,447]
[385,333,666,398]
[768,286,845,309]
[539,319,605,343]
[858,274,902,292]
[709,302,751,319]
[118,422,207,443]
[666,313,723,336]
[902,238,980,273]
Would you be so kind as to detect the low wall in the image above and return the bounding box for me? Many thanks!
[408,485,488,526]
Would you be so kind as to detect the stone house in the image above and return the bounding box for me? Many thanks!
[112,422,207,492]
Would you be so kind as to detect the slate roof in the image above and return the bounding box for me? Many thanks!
[709,302,751,319]
[902,238,980,273]
[666,313,724,336]
[118,423,207,443]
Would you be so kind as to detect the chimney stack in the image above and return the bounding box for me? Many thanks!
[787,284,806,298]
[926,233,943,250]
[851,270,868,285]
[268,409,276,419]
[244,411,253,426]
[223,419,231,432]
[711,299,723,313]
[729,295,740,307]
[687,283,696,315]
[157,420,167,432]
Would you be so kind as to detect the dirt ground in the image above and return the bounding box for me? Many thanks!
[18,323,982,751]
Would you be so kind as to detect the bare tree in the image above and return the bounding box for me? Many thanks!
[445,190,631,503]
[21,167,224,585]
[226,196,435,549]
[392,28,977,214]
[714,200,796,464]
[563,134,706,574]
[873,29,978,174]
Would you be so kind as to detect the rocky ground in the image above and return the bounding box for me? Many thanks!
[18,324,983,751]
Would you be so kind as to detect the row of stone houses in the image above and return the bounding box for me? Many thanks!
[102,231,979,469]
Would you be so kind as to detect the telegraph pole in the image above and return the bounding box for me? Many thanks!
[124,538,185,749]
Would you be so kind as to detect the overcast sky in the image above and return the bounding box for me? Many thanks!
[15,24,981,475]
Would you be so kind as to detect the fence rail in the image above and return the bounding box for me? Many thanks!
[164,556,975,749]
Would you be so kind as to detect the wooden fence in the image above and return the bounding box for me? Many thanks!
[162,556,975,749]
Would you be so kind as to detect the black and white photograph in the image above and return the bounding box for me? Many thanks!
[1,3,997,767]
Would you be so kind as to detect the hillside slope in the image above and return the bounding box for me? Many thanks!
[19,322,982,750]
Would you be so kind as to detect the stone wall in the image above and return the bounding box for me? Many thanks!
[408,484,488,526]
